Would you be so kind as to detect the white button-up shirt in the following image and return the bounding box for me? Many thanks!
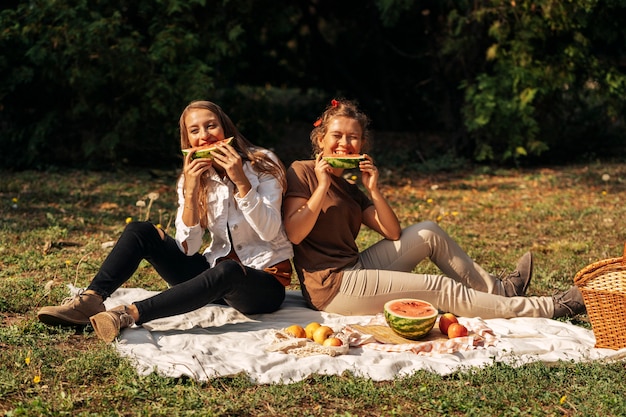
[174,151,293,270]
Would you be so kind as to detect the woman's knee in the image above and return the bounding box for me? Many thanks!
[155,225,166,240]
[125,221,165,240]
[402,221,442,239]
[125,220,155,234]
[213,259,247,279]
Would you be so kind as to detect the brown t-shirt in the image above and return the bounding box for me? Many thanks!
[285,160,373,310]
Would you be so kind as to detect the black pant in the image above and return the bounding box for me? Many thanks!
[87,221,285,324]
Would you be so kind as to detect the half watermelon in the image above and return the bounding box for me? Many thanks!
[383,298,438,340]
[323,154,365,169]
[182,137,234,160]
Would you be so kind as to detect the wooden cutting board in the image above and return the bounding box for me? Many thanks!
[350,324,448,345]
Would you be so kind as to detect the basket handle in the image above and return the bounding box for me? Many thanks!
[623,242,626,263]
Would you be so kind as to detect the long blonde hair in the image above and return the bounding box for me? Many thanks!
[179,100,287,227]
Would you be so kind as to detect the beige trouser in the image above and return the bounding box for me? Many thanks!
[324,221,554,318]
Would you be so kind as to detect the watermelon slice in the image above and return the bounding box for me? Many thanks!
[182,137,234,159]
[383,298,438,340]
[322,154,365,169]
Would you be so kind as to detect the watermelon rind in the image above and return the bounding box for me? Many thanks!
[182,137,234,159]
[323,155,364,169]
[383,298,438,340]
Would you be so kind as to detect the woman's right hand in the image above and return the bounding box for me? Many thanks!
[183,148,213,194]
[181,149,214,225]
[314,153,332,189]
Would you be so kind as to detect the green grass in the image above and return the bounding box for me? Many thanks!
[1,164,626,416]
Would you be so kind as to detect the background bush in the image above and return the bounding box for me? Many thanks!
[1,0,624,170]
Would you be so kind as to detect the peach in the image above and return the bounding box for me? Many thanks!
[285,324,306,339]
[447,323,468,338]
[322,337,343,347]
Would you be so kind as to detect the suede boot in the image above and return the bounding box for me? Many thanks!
[38,291,105,326]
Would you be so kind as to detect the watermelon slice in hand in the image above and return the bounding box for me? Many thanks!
[322,154,365,169]
[182,137,234,160]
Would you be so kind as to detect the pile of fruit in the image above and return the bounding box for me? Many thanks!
[383,298,470,340]
[383,298,438,340]
[438,312,468,338]
[283,322,343,347]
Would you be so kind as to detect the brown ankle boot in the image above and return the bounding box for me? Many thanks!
[90,306,135,343]
[552,286,586,318]
[38,291,105,326]
[501,252,533,297]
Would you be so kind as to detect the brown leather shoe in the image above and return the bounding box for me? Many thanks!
[90,306,135,343]
[553,286,586,318]
[38,291,105,326]
[501,252,533,297]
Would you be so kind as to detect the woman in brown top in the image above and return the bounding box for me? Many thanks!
[282,98,585,319]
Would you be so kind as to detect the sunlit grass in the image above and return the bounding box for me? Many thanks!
[1,163,625,416]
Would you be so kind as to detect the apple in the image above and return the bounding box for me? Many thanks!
[285,324,306,339]
[305,322,321,340]
[313,325,334,344]
[447,323,468,338]
[438,312,459,334]
[322,337,343,347]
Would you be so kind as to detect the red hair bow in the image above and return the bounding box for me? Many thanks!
[331,99,339,107]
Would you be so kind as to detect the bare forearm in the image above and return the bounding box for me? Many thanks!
[369,188,401,240]
[233,179,251,198]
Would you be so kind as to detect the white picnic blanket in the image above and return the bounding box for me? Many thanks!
[93,287,626,384]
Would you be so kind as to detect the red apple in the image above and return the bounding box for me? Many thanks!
[438,312,459,334]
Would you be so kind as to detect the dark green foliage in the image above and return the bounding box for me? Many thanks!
[1,0,625,169]
[453,0,626,163]
[0,0,245,169]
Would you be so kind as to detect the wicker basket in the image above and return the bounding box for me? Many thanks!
[574,243,626,350]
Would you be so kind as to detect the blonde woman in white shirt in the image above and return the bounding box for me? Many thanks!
[38,100,294,342]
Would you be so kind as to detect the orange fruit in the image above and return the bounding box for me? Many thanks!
[285,324,306,339]
[313,325,334,344]
[447,323,468,339]
[304,322,321,340]
[438,312,459,334]
[322,337,343,347]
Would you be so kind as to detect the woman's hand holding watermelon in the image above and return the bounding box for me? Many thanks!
[314,153,333,190]
[211,142,251,197]
[359,154,379,192]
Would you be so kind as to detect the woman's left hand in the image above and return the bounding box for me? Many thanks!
[211,142,251,196]
[360,154,379,191]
